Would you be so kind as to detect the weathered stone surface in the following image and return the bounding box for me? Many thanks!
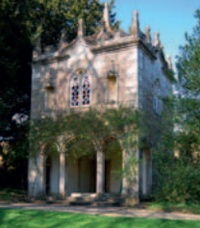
[29,4,172,201]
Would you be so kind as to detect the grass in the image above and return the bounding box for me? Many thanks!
[0,209,200,228]
[147,202,200,215]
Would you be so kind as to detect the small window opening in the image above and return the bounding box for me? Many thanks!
[45,87,54,110]
[107,75,117,104]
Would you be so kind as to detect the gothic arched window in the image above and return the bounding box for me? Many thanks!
[71,76,80,107]
[70,71,91,107]
[82,74,90,105]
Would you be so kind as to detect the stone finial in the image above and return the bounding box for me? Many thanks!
[33,36,41,59]
[78,18,85,37]
[60,29,66,42]
[59,29,66,47]
[114,31,121,39]
[154,32,161,48]
[107,59,117,77]
[130,11,140,36]
[145,26,152,44]
[167,55,173,70]
[103,3,112,32]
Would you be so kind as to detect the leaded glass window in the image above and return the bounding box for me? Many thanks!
[82,74,90,105]
[70,71,91,107]
[71,76,79,106]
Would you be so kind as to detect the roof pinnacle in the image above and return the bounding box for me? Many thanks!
[78,18,85,37]
[130,10,140,37]
[103,3,112,32]
[145,26,152,44]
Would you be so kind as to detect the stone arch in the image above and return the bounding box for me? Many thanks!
[41,140,60,195]
[41,139,60,156]
[64,136,96,194]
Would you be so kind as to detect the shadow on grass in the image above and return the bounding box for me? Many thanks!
[0,209,200,228]
[148,202,200,214]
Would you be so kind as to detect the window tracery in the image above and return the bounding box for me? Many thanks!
[71,76,80,107]
[82,74,90,105]
[70,71,91,107]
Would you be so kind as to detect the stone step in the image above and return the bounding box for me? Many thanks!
[91,201,121,207]
[67,196,96,202]
[66,193,124,206]
[70,193,97,198]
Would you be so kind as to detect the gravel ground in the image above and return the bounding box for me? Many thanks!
[1,203,200,221]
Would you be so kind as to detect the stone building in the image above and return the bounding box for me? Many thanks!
[29,3,173,203]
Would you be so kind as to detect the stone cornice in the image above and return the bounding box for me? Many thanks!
[32,35,157,65]
[32,54,70,66]
[91,36,156,60]
[138,40,156,60]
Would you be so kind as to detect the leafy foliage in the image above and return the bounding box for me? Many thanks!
[175,9,200,158]
[153,9,200,204]
[0,0,119,190]
[29,107,140,157]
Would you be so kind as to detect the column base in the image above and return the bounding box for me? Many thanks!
[121,195,140,207]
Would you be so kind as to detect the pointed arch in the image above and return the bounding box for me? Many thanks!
[70,69,91,107]
[82,73,91,105]
[71,75,80,107]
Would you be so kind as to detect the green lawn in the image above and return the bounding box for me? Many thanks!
[0,209,200,228]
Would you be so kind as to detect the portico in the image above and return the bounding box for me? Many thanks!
[30,137,123,198]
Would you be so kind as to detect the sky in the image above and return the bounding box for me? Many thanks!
[102,0,200,70]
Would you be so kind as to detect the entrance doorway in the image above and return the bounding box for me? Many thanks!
[105,160,111,192]
[45,156,51,195]
[78,157,96,192]
[141,148,152,198]
[103,137,122,193]
[66,154,96,194]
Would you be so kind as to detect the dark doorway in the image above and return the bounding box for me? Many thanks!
[78,157,96,192]
[45,156,51,195]
[105,160,111,192]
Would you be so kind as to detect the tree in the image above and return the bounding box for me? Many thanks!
[0,0,119,136]
[0,0,119,190]
[176,9,200,157]
[152,9,200,203]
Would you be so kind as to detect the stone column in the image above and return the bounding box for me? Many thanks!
[96,148,105,194]
[28,152,45,197]
[59,152,65,197]
[121,142,140,205]
[122,148,128,195]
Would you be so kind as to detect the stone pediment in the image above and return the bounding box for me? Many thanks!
[59,38,93,61]
[59,37,94,71]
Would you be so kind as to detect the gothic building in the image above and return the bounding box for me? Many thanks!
[29,3,172,203]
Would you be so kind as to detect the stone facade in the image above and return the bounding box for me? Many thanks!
[29,3,172,202]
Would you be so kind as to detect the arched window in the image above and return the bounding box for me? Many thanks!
[82,74,90,105]
[70,71,91,107]
[71,76,80,107]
